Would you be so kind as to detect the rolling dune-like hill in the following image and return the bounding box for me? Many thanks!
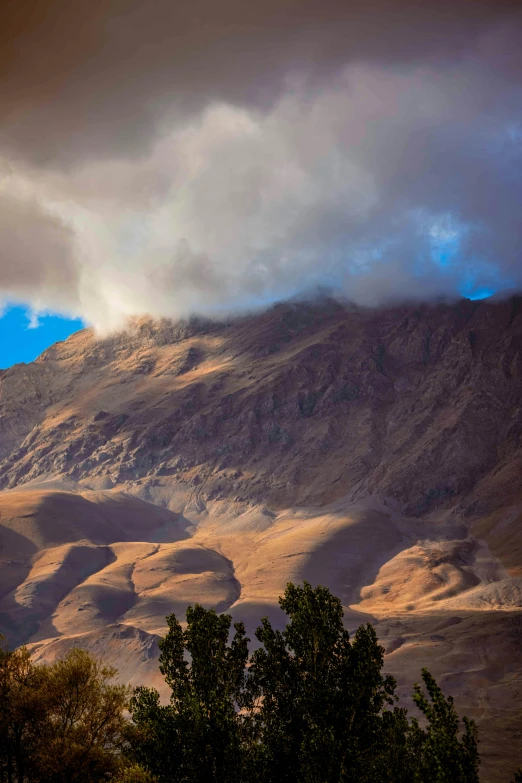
[1,296,522,781]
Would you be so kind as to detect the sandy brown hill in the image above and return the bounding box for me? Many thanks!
[0,296,521,781]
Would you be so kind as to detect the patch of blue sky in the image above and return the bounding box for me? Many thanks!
[458,263,515,302]
[460,286,495,301]
[0,305,84,370]
[426,212,464,269]
[412,210,515,301]
[458,268,511,301]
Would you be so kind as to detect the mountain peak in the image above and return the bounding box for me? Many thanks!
[1,297,522,782]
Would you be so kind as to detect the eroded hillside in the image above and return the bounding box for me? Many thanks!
[0,297,521,782]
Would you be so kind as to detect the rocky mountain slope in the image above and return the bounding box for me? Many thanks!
[0,296,521,781]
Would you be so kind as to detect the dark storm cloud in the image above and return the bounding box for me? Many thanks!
[2,0,520,165]
[0,0,521,329]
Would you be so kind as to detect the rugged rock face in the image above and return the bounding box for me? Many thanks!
[2,296,522,518]
[0,296,521,782]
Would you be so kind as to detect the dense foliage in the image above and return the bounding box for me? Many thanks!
[0,583,520,782]
[0,644,143,783]
[128,582,486,783]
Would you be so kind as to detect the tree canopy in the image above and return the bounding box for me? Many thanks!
[129,582,485,783]
[0,642,143,783]
[1,583,520,782]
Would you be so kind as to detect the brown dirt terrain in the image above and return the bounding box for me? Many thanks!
[0,296,521,781]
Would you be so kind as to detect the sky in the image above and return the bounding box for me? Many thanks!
[1,0,521,365]
[0,306,83,369]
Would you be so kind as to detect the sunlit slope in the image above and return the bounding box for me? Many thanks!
[0,297,521,781]
[1,297,521,524]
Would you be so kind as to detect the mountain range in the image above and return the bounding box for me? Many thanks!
[1,296,521,782]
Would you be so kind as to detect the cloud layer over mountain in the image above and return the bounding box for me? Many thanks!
[1,0,521,330]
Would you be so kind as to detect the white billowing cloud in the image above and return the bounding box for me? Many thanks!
[0,39,521,331]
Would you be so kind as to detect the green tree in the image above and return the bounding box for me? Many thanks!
[128,687,182,781]
[0,642,129,783]
[130,605,249,783]
[411,668,479,783]
[244,581,412,783]
[127,583,485,783]
[37,648,129,783]
[111,763,158,783]
[0,643,48,783]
